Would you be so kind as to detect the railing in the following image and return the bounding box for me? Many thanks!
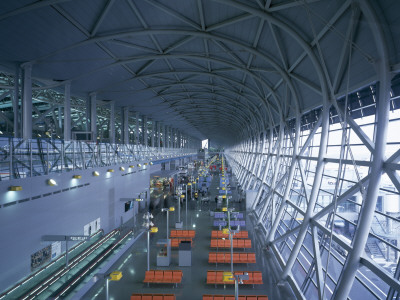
[0,137,196,181]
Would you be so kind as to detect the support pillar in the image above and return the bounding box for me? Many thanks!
[162,124,166,148]
[333,2,391,296]
[135,112,140,145]
[281,100,330,279]
[13,65,20,138]
[150,119,155,147]
[64,82,71,141]
[143,115,148,146]
[90,93,97,141]
[22,64,32,140]
[157,121,161,148]
[122,107,129,144]
[109,101,115,144]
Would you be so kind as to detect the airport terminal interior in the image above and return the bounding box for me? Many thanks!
[1,1,400,299]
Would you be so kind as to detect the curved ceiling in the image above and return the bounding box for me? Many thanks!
[0,0,399,145]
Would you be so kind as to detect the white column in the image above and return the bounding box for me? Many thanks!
[162,124,166,148]
[150,120,155,147]
[109,101,115,144]
[166,126,170,148]
[22,64,32,140]
[143,115,148,146]
[13,65,20,138]
[157,121,161,148]
[135,112,140,145]
[64,81,71,141]
[90,92,97,141]
[123,107,129,144]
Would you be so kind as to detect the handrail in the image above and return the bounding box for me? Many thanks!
[0,137,197,181]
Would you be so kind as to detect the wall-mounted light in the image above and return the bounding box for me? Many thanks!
[120,167,125,171]
[150,162,153,165]
[137,164,142,168]
[129,165,135,168]
[144,163,148,166]
[73,175,82,179]
[47,179,57,186]
[93,171,100,176]
[9,186,22,191]
[108,169,114,173]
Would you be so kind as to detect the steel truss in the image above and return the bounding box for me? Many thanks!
[0,137,195,181]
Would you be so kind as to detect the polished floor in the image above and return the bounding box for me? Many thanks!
[88,173,296,300]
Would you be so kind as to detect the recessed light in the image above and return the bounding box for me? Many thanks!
[47,179,57,186]
[120,167,125,171]
[9,186,22,191]
[108,169,114,172]
[93,171,100,176]
[73,175,81,179]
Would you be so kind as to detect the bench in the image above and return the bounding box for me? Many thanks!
[203,296,268,300]
[208,252,256,265]
[210,239,251,249]
[206,271,263,287]
[131,294,176,300]
[213,220,246,227]
[143,270,183,287]
[170,230,196,238]
[170,238,192,248]
[211,230,248,239]
[214,212,244,219]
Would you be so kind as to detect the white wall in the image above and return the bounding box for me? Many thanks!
[0,162,158,292]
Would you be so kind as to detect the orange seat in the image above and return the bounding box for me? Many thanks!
[244,240,251,248]
[154,270,163,282]
[253,272,263,284]
[143,271,155,282]
[214,296,224,300]
[237,240,244,248]
[210,240,218,248]
[163,271,173,282]
[131,295,142,300]
[172,271,182,283]
[209,253,217,263]
[239,253,247,263]
[248,253,256,263]
[164,295,176,300]
[224,253,231,263]
[246,297,257,300]
[257,297,269,300]
[153,296,163,300]
[142,295,152,300]
[225,296,235,300]
[207,271,216,284]
[203,296,214,300]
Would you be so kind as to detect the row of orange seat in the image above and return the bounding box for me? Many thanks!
[211,230,248,239]
[208,252,256,264]
[206,271,263,285]
[170,230,196,238]
[210,239,251,249]
[143,270,182,285]
[170,238,192,248]
[131,294,175,300]
[203,296,268,300]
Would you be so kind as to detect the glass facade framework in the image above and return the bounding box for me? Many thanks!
[227,83,400,299]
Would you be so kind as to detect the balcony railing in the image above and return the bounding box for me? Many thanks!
[0,137,196,181]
